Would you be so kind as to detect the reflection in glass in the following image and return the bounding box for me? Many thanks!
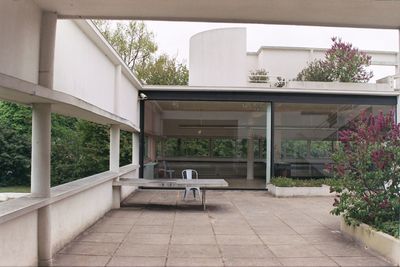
[273,103,394,178]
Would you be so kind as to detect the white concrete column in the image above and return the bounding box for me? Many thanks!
[38,12,57,89]
[35,11,57,267]
[132,132,140,166]
[31,104,52,197]
[110,125,120,172]
[110,125,121,209]
[266,103,272,184]
[113,65,121,115]
[246,127,254,180]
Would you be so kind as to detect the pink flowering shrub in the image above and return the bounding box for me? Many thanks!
[297,37,373,83]
[329,111,400,238]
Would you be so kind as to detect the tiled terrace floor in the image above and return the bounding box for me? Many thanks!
[53,190,393,267]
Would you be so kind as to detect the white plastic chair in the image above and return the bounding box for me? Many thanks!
[159,160,175,178]
[182,169,201,200]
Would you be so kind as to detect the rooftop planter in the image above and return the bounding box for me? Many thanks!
[267,177,338,197]
[340,217,400,266]
[286,81,393,92]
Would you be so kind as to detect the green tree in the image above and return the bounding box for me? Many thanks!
[93,20,157,73]
[0,102,31,186]
[137,54,188,85]
[297,37,373,82]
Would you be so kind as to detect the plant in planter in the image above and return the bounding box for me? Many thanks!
[329,111,400,238]
[249,69,269,83]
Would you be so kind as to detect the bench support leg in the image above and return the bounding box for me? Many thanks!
[202,189,206,210]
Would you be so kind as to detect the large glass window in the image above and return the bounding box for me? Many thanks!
[145,101,268,189]
[273,103,394,178]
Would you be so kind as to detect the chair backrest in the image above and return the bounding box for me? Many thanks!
[182,169,198,180]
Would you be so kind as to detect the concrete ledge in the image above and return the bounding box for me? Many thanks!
[340,217,400,266]
[267,183,335,197]
[0,164,136,225]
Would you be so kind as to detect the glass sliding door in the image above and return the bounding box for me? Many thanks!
[144,100,270,189]
[273,103,395,178]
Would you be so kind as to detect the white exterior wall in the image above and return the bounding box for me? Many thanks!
[256,49,324,80]
[0,211,38,266]
[54,20,116,114]
[49,181,113,253]
[189,28,247,87]
[119,75,139,125]
[0,1,41,83]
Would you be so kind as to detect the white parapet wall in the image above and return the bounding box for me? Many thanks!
[0,1,41,84]
[54,20,140,127]
[0,211,38,266]
[340,217,400,266]
[267,184,335,197]
[0,165,138,266]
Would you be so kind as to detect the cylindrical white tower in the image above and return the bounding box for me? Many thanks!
[189,28,247,87]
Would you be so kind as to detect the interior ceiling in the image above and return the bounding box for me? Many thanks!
[34,0,400,29]
[155,101,267,112]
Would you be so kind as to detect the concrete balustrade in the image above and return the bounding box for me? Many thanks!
[0,164,138,266]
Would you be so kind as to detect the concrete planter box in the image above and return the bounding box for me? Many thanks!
[266,183,335,197]
[340,217,400,266]
[286,81,393,92]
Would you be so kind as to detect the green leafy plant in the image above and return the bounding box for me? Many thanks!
[274,76,286,87]
[297,37,373,83]
[249,69,269,83]
[329,111,400,238]
[271,177,340,187]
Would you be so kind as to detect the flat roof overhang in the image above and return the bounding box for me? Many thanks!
[34,0,400,29]
[140,85,399,105]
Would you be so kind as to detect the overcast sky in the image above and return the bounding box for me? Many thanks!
[145,21,399,81]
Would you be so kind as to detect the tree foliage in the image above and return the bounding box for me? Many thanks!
[93,20,157,72]
[93,20,189,86]
[137,54,188,85]
[297,37,373,83]
[329,111,400,238]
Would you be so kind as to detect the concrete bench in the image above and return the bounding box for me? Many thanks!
[113,178,229,210]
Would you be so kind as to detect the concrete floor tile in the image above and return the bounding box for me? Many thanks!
[89,223,132,233]
[59,242,119,256]
[100,217,138,225]
[216,234,263,245]
[125,233,171,245]
[224,257,282,266]
[52,254,110,266]
[116,244,169,257]
[166,257,223,266]
[168,245,221,258]
[75,232,126,243]
[131,225,172,234]
[259,234,308,245]
[220,245,274,258]
[213,225,254,235]
[52,192,391,267]
[268,244,325,258]
[107,256,166,267]
[252,225,297,235]
[106,209,142,218]
[314,243,372,257]
[171,234,216,245]
[278,257,339,266]
[331,256,393,266]
[173,225,214,235]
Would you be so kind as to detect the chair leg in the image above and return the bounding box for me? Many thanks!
[193,188,196,198]
[183,189,187,200]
